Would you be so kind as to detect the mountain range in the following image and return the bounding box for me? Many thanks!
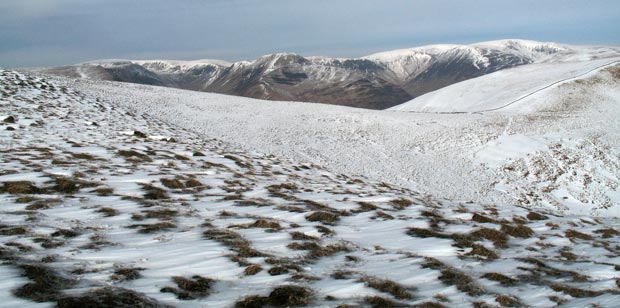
[38,39,572,109]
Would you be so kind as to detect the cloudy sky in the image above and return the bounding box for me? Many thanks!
[1,0,619,67]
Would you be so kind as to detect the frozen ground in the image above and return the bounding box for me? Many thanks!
[65,57,620,216]
[2,69,620,307]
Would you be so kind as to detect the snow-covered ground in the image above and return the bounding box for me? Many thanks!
[63,56,620,217]
[390,58,620,113]
[3,68,620,307]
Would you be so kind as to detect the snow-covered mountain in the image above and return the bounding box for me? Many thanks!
[3,65,620,307]
[390,45,620,113]
[38,39,579,109]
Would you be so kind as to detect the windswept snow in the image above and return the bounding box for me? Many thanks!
[3,69,620,308]
[64,60,620,217]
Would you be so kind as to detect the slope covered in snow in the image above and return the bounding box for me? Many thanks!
[390,46,620,113]
[3,68,620,308]
[61,61,620,218]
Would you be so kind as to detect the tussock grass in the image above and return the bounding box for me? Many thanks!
[290,231,319,241]
[495,295,522,307]
[305,211,340,223]
[13,264,75,302]
[117,149,152,162]
[364,296,402,308]
[470,228,509,248]
[527,212,549,220]
[140,184,169,200]
[57,287,167,308]
[203,228,267,258]
[0,226,27,236]
[390,198,412,210]
[501,224,534,238]
[361,276,414,299]
[466,244,499,260]
[244,265,263,276]
[111,267,144,281]
[235,285,313,308]
[128,222,176,233]
[96,207,119,217]
[94,187,114,196]
[160,178,184,189]
[481,273,518,286]
[594,228,620,238]
[1,181,42,194]
[565,229,593,240]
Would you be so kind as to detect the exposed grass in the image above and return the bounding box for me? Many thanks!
[565,229,593,240]
[174,275,214,294]
[1,181,42,194]
[117,149,152,162]
[0,226,27,236]
[438,267,484,296]
[96,207,119,217]
[550,283,603,298]
[111,267,144,281]
[471,213,499,224]
[290,231,319,241]
[481,273,518,286]
[143,208,179,220]
[316,225,334,236]
[51,229,80,238]
[57,287,167,308]
[527,212,549,221]
[364,296,402,308]
[140,184,169,200]
[244,265,263,276]
[94,187,114,196]
[331,270,357,280]
[500,224,534,238]
[51,177,95,194]
[495,295,522,307]
[361,276,414,299]
[13,264,75,302]
[466,244,499,260]
[128,222,176,233]
[418,302,448,308]
[203,228,267,258]
[470,228,509,248]
[287,242,321,251]
[234,285,313,307]
[70,152,98,160]
[234,219,281,230]
[269,266,291,276]
[160,178,184,189]
[26,200,52,211]
[390,198,413,210]
[305,211,340,223]
[594,228,620,238]
[356,201,379,212]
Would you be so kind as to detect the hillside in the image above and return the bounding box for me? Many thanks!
[2,68,620,307]
[67,60,620,217]
[36,39,582,109]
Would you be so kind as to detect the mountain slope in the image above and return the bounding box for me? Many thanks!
[37,39,580,109]
[390,50,620,113]
[3,69,620,307]
[65,59,620,217]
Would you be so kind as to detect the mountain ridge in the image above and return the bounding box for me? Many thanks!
[37,39,611,109]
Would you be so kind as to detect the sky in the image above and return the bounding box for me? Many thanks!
[1,0,619,68]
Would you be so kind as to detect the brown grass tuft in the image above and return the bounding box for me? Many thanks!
[500,224,534,238]
[361,276,414,299]
[305,211,340,223]
[565,229,592,241]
